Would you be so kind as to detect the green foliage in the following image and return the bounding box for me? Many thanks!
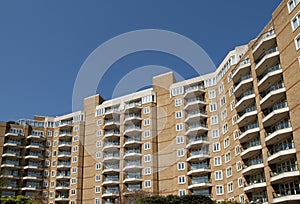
[0,196,39,204]
[134,194,214,204]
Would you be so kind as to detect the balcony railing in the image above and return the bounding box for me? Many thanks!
[245,178,266,186]
[232,58,250,75]
[244,157,263,167]
[104,177,119,182]
[240,122,259,133]
[125,149,141,154]
[253,29,275,50]
[59,131,72,135]
[125,102,142,109]
[191,178,210,184]
[104,130,120,135]
[124,125,141,131]
[260,82,284,99]
[58,151,71,156]
[125,162,141,167]
[189,150,209,156]
[236,89,254,102]
[258,64,281,81]
[104,153,119,158]
[267,119,291,135]
[269,142,294,155]
[185,85,204,93]
[3,150,20,156]
[242,139,261,150]
[125,137,141,143]
[2,160,19,166]
[125,173,142,179]
[263,100,288,116]
[190,163,210,170]
[6,140,21,145]
[234,74,252,88]
[104,142,120,147]
[188,123,207,130]
[238,105,257,117]
[271,165,298,176]
[255,47,278,65]
[186,97,205,104]
[188,136,208,143]
[59,141,72,145]
[125,113,141,119]
[104,165,119,169]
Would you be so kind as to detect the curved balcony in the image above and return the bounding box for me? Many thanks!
[104,119,120,129]
[123,162,142,171]
[103,153,120,162]
[184,97,206,110]
[124,125,142,136]
[103,142,120,150]
[241,141,262,159]
[55,194,69,201]
[235,89,255,112]
[104,130,120,139]
[187,164,211,176]
[188,178,212,189]
[124,113,142,124]
[5,131,24,138]
[265,119,292,145]
[273,190,300,203]
[2,150,21,158]
[23,163,43,170]
[125,102,142,112]
[268,143,295,164]
[102,188,119,198]
[4,140,22,147]
[186,136,209,149]
[270,165,299,184]
[239,122,259,143]
[104,108,120,118]
[123,150,142,159]
[56,183,70,190]
[24,153,43,160]
[58,141,72,149]
[187,150,210,162]
[123,137,142,147]
[233,74,253,97]
[1,160,20,169]
[26,143,44,150]
[56,172,70,180]
[103,164,120,173]
[232,58,251,80]
[57,162,71,170]
[21,185,41,191]
[184,85,205,98]
[102,177,120,186]
[185,110,207,123]
[260,82,286,109]
[244,179,266,193]
[186,123,208,136]
[58,151,72,159]
[242,159,264,176]
[237,105,257,127]
[253,29,276,54]
[262,100,289,127]
[123,174,143,184]
[257,64,282,90]
[59,131,73,138]
[27,134,45,141]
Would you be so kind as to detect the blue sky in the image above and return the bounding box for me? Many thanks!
[0,1,281,121]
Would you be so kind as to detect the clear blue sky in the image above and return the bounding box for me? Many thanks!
[0,1,281,121]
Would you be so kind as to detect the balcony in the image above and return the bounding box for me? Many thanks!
[22,184,41,191]
[124,125,142,136]
[104,107,120,118]
[123,149,142,159]
[4,140,21,147]
[265,119,292,145]
[184,85,205,98]
[241,140,262,159]
[102,188,119,197]
[56,172,70,179]
[24,162,42,170]
[242,158,264,176]
[270,165,299,184]
[262,100,289,127]
[123,162,142,171]
[26,142,44,150]
[5,129,23,137]
[58,120,73,128]
[126,185,142,192]
[260,82,286,109]
[58,151,72,158]
[233,74,253,96]
[123,173,142,183]
[2,150,21,158]
[232,58,251,80]
[235,89,255,112]
[184,97,206,110]
[104,119,120,129]
[103,164,120,173]
[56,183,70,190]
[244,179,266,193]
[2,170,19,178]
[185,110,207,123]
[27,134,45,141]
[257,64,282,90]
[255,47,279,75]
[253,29,276,54]
[273,188,300,203]
[103,141,120,150]
[59,131,72,138]
[186,136,209,149]
[268,143,295,165]
[188,178,212,189]
[187,150,210,162]
[188,163,211,176]
[25,152,43,160]
[239,122,260,143]
[1,160,20,168]
[103,153,120,162]
[103,176,120,186]
[237,105,257,127]
[58,141,72,148]
[124,113,142,124]
[57,162,71,169]
[186,123,208,136]
[125,102,142,111]
[123,137,142,147]
[104,130,120,139]
[55,193,69,201]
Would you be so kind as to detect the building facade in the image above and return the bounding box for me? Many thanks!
[0,0,300,203]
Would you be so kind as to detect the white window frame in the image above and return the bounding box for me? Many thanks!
[176,123,183,131]
[209,90,216,99]
[177,148,184,157]
[144,180,151,188]
[177,162,185,170]
[238,177,243,188]
[216,185,224,195]
[175,111,182,119]
[144,106,150,114]
[215,170,223,180]
[95,186,101,193]
[144,167,151,175]
[144,118,150,126]
[144,130,150,138]
[144,154,151,163]
[213,142,220,152]
[224,137,230,148]
[210,103,217,112]
[178,176,186,184]
[176,136,184,144]
[226,166,232,178]
[227,182,234,193]
[212,129,220,138]
[178,189,186,197]
[144,142,151,150]
[295,34,300,50]
[95,174,101,182]
[211,115,218,125]
[225,151,231,163]
[236,161,242,172]
[214,156,222,166]
[95,163,101,170]
[175,99,182,107]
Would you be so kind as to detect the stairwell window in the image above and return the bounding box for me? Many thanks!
[176,123,183,131]
[292,12,300,30]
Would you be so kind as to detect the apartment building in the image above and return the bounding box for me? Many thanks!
[0,0,299,203]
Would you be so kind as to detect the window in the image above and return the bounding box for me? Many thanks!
[178,189,186,196]
[72,167,77,174]
[230,101,235,110]
[95,198,101,204]
[176,136,184,144]
[71,178,76,184]
[144,130,150,138]
[50,181,55,187]
[220,96,226,107]
[96,141,101,148]
[209,90,216,99]
[213,142,220,152]
[233,130,239,140]
[295,34,300,50]
[176,123,183,131]
[95,163,101,170]
[44,170,49,177]
[172,87,184,96]
[232,115,237,125]
[52,160,56,167]
[223,123,228,134]
[50,192,54,198]
[144,142,150,150]
[235,146,241,155]
[46,150,50,157]
[239,194,245,203]
[74,126,79,132]
[219,83,224,93]
[95,174,101,182]
[144,154,151,163]
[177,149,184,157]
[73,146,78,152]
[229,87,234,96]
[178,162,185,170]
[225,152,231,163]
[292,12,300,30]
[46,140,51,147]
[227,73,232,83]
[73,135,79,142]
[144,107,150,114]
[216,185,224,195]
[70,201,75,204]
[178,176,186,184]
[226,166,232,178]
[236,161,242,172]
[175,111,182,119]
[144,167,151,175]
[52,150,57,157]
[72,156,77,163]
[224,137,230,148]
[97,119,102,126]
[210,103,217,112]
[214,156,222,166]
[215,170,223,180]
[227,182,233,193]
[96,152,101,159]
[53,141,58,147]
[54,131,58,137]
[288,0,300,12]
[45,160,50,167]
[51,170,55,177]
[212,129,220,138]
[221,109,227,120]
[95,186,101,193]
[97,130,102,137]
[175,99,182,107]
[211,116,218,125]
[44,181,48,187]
[238,178,243,188]
[145,180,151,188]
[47,131,52,137]
[144,118,150,126]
